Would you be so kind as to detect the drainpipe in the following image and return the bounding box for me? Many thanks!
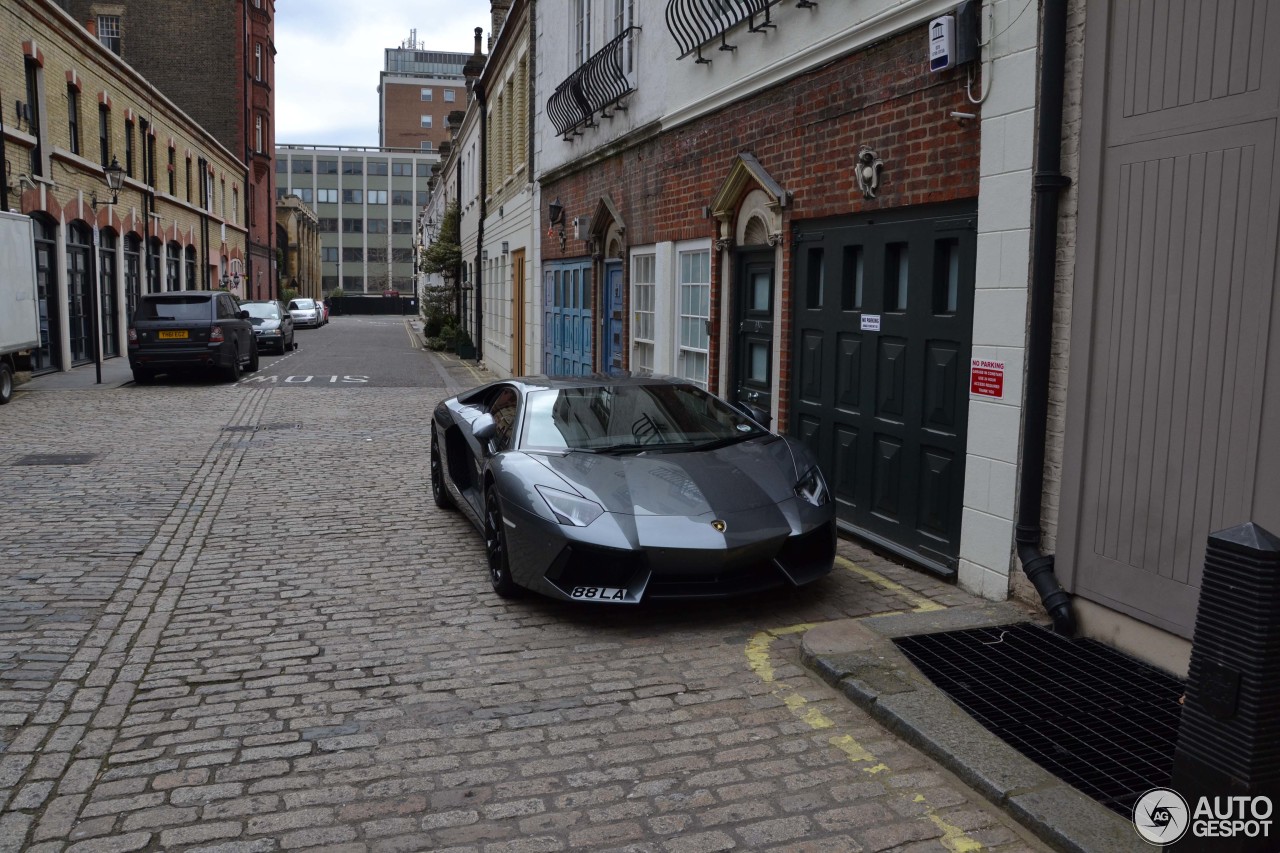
[475,78,487,363]
[1017,0,1075,635]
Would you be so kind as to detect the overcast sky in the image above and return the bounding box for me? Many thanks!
[275,0,484,147]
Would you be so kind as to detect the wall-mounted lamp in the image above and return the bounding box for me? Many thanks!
[547,196,566,251]
[91,156,126,209]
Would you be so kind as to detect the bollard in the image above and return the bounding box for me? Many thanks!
[1170,522,1280,852]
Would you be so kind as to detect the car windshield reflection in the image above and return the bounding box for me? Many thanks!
[242,303,281,319]
[521,384,764,453]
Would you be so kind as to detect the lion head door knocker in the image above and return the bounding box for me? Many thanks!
[856,146,884,199]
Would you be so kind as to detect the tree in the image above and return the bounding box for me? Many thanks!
[421,200,462,322]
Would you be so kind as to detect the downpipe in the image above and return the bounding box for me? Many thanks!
[1016,0,1075,635]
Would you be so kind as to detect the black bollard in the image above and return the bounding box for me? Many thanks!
[1170,522,1280,852]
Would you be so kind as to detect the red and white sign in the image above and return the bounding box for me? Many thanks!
[970,359,1005,398]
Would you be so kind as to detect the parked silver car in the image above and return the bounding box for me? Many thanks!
[287,298,323,329]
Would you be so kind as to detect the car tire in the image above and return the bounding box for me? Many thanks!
[132,368,154,385]
[0,361,14,404]
[246,341,260,373]
[223,347,241,382]
[485,486,521,598]
[430,427,455,510]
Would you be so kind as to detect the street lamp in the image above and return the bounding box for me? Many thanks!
[91,156,126,209]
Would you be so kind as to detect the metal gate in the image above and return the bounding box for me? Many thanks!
[791,201,977,577]
[543,259,593,375]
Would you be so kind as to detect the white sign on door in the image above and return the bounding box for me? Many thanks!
[861,314,881,332]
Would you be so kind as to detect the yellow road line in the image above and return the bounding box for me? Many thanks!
[403,318,421,350]
[747,626,985,852]
[835,555,946,613]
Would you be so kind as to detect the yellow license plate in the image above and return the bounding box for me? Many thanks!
[158,330,188,340]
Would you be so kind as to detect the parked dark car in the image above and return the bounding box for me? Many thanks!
[431,375,836,602]
[128,290,258,384]
[242,299,296,354]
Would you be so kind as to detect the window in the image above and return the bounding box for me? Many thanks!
[416,191,429,206]
[167,146,175,195]
[97,104,110,166]
[321,247,338,262]
[296,188,313,204]
[420,115,433,128]
[575,0,592,64]
[342,159,363,175]
[367,190,387,205]
[343,247,364,262]
[677,249,711,389]
[391,190,413,205]
[124,118,134,178]
[316,188,338,204]
[254,44,262,80]
[97,15,121,54]
[291,158,312,174]
[318,217,337,232]
[67,85,80,155]
[185,156,192,202]
[342,218,363,233]
[444,89,456,103]
[368,161,388,176]
[392,247,413,263]
[631,253,655,373]
[367,219,388,234]
[341,189,362,204]
[24,59,43,177]
[615,0,636,72]
[420,87,432,101]
[391,162,413,177]
[342,275,362,289]
[254,115,263,152]
[417,163,431,177]
[367,247,387,263]
[275,187,286,200]
[392,219,413,234]
[419,141,433,151]
[317,159,338,174]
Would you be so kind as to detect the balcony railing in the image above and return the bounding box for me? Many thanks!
[548,26,640,139]
[666,0,813,64]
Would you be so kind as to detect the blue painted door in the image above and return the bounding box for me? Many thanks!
[543,260,593,375]
[603,262,624,374]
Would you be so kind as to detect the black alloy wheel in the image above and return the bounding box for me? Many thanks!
[223,347,241,382]
[246,340,260,373]
[0,362,13,404]
[485,486,520,598]
[430,428,454,510]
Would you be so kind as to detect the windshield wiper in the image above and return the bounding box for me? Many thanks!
[590,441,697,455]
[675,433,761,452]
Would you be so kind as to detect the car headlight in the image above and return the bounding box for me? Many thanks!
[536,485,604,527]
[794,465,830,507]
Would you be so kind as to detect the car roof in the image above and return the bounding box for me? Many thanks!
[458,373,696,401]
[141,290,221,299]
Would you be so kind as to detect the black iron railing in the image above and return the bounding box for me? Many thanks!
[666,0,814,64]
[548,26,640,138]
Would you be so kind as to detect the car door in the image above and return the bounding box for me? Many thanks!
[461,385,520,518]
[278,301,294,339]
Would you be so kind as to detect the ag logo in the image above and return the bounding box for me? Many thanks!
[1133,788,1189,845]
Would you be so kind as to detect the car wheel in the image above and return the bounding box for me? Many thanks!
[0,361,14,404]
[430,427,455,510]
[485,486,521,598]
[246,340,260,373]
[223,347,242,382]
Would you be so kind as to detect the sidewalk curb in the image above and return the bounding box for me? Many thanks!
[800,606,1136,853]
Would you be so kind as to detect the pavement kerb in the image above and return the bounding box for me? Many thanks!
[799,603,1139,853]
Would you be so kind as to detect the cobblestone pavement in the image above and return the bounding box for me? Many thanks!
[0,345,1050,852]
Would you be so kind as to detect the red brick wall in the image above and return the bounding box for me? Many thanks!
[542,23,980,430]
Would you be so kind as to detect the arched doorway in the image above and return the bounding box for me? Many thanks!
[99,229,121,357]
[31,216,61,373]
[66,221,94,366]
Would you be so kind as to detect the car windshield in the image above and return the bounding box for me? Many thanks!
[521,384,766,452]
[289,300,314,310]
[136,296,213,321]
[242,302,280,319]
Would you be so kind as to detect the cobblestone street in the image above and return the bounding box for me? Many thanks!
[0,336,1049,852]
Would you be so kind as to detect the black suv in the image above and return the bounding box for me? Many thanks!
[128,291,259,384]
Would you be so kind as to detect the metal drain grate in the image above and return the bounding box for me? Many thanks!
[222,422,301,433]
[13,453,98,466]
[894,622,1184,816]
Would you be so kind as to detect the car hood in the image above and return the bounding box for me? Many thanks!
[530,437,799,516]
[249,317,281,328]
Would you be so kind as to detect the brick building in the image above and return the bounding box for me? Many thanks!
[59,0,277,301]
[378,34,470,153]
[1,0,246,374]
[275,194,320,302]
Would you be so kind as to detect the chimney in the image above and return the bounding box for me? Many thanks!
[463,26,485,80]
[85,18,96,36]
[490,2,511,48]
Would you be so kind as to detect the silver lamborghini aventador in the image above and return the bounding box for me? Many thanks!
[430,375,836,602]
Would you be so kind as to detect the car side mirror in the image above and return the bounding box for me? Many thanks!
[238,310,250,320]
[472,413,497,454]
[739,402,771,429]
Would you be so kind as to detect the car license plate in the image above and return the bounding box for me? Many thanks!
[158,330,188,340]
[570,586,627,602]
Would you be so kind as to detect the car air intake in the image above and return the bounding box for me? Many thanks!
[1170,521,1280,852]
